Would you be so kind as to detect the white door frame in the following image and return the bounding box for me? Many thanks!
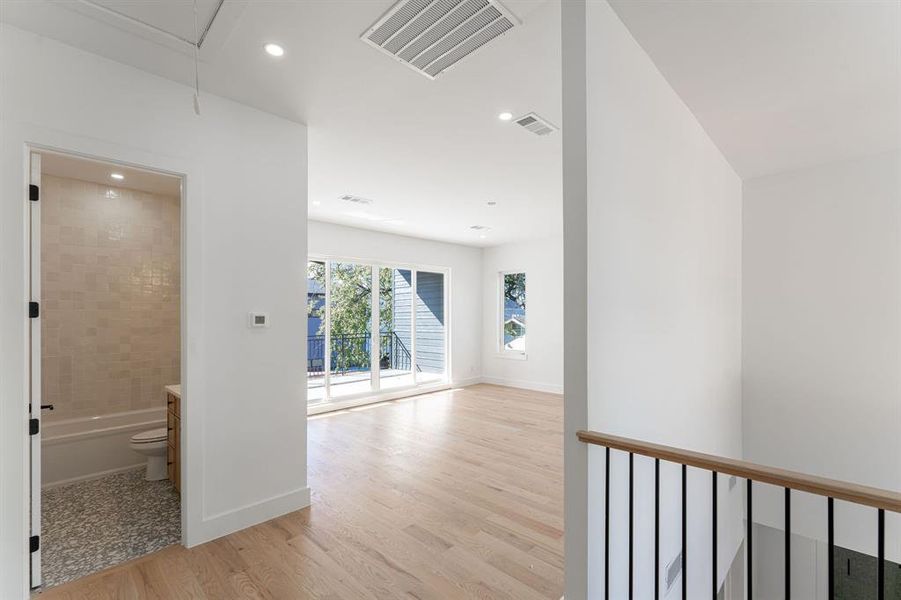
[28,152,42,588]
[19,136,199,592]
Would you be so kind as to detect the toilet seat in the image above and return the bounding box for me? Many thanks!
[130,427,168,444]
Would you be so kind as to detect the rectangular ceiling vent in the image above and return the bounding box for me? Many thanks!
[361,0,519,80]
[515,112,558,137]
[340,194,374,205]
[469,224,491,231]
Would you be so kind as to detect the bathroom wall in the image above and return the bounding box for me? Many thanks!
[41,174,180,422]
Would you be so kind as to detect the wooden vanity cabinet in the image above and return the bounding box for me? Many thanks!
[167,391,180,493]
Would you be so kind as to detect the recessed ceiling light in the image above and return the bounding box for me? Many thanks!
[312,200,321,206]
[498,112,513,121]
[479,234,487,239]
[264,43,285,57]
[110,173,124,181]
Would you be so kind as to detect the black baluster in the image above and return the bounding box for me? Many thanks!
[605,446,610,600]
[878,509,885,600]
[712,471,717,600]
[828,498,834,600]
[747,480,753,600]
[682,464,687,600]
[785,488,791,600]
[629,452,634,600]
[655,458,660,600]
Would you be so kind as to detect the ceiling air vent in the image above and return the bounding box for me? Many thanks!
[340,194,374,205]
[514,112,558,137]
[362,0,519,80]
[469,225,491,231]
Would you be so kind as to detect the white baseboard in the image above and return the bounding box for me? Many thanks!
[42,463,144,490]
[190,486,311,547]
[451,376,483,388]
[478,376,563,395]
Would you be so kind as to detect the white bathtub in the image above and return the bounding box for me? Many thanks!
[41,407,166,488]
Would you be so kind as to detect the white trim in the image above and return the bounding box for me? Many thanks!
[411,269,418,385]
[450,377,483,388]
[308,382,450,416]
[494,352,528,361]
[193,486,311,546]
[478,376,563,395]
[11,132,202,574]
[41,464,143,491]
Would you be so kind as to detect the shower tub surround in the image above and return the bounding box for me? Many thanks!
[40,468,180,588]
[40,174,180,423]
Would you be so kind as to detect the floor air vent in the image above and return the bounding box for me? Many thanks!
[514,113,557,137]
[362,0,519,79]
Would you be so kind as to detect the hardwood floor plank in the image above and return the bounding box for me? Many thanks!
[35,385,563,600]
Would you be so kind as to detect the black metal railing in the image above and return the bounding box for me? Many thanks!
[578,430,901,600]
[307,331,416,376]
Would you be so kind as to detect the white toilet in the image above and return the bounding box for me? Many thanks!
[129,427,168,481]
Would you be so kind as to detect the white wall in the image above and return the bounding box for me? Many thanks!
[308,220,482,386]
[573,2,745,597]
[1,25,309,598]
[481,236,563,394]
[743,151,901,574]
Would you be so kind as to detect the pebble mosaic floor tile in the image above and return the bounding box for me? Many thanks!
[41,468,180,589]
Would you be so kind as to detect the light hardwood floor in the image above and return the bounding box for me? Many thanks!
[37,384,564,600]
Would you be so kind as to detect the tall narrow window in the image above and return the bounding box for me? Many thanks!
[500,272,526,356]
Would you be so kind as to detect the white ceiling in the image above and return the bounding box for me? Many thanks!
[89,0,221,44]
[609,0,901,180]
[5,1,895,245]
[1,0,562,247]
[40,150,182,197]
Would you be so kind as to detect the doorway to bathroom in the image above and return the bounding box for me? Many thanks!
[27,149,185,590]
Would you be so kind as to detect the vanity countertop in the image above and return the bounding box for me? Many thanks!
[165,384,181,399]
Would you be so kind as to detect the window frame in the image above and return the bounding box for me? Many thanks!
[307,253,452,414]
[497,270,527,360]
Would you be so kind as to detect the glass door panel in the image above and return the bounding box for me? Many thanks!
[378,267,415,391]
[329,261,373,398]
[306,260,326,404]
[414,271,446,384]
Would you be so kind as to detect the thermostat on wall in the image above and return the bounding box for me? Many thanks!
[248,312,270,328]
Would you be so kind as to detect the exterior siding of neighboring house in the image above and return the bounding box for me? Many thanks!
[504,298,526,348]
[393,270,445,374]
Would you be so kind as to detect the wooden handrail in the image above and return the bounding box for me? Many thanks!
[577,430,901,513]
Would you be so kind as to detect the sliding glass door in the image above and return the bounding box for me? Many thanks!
[414,271,445,385]
[307,260,326,404]
[306,258,447,409]
[379,268,415,390]
[329,261,373,399]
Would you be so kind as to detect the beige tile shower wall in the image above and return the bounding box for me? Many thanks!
[41,175,180,422]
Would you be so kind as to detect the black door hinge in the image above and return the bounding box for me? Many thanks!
[29,418,39,436]
[29,184,39,202]
[30,535,39,553]
[29,302,39,319]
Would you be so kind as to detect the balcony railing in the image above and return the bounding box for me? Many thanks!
[577,430,901,599]
[307,332,416,377]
